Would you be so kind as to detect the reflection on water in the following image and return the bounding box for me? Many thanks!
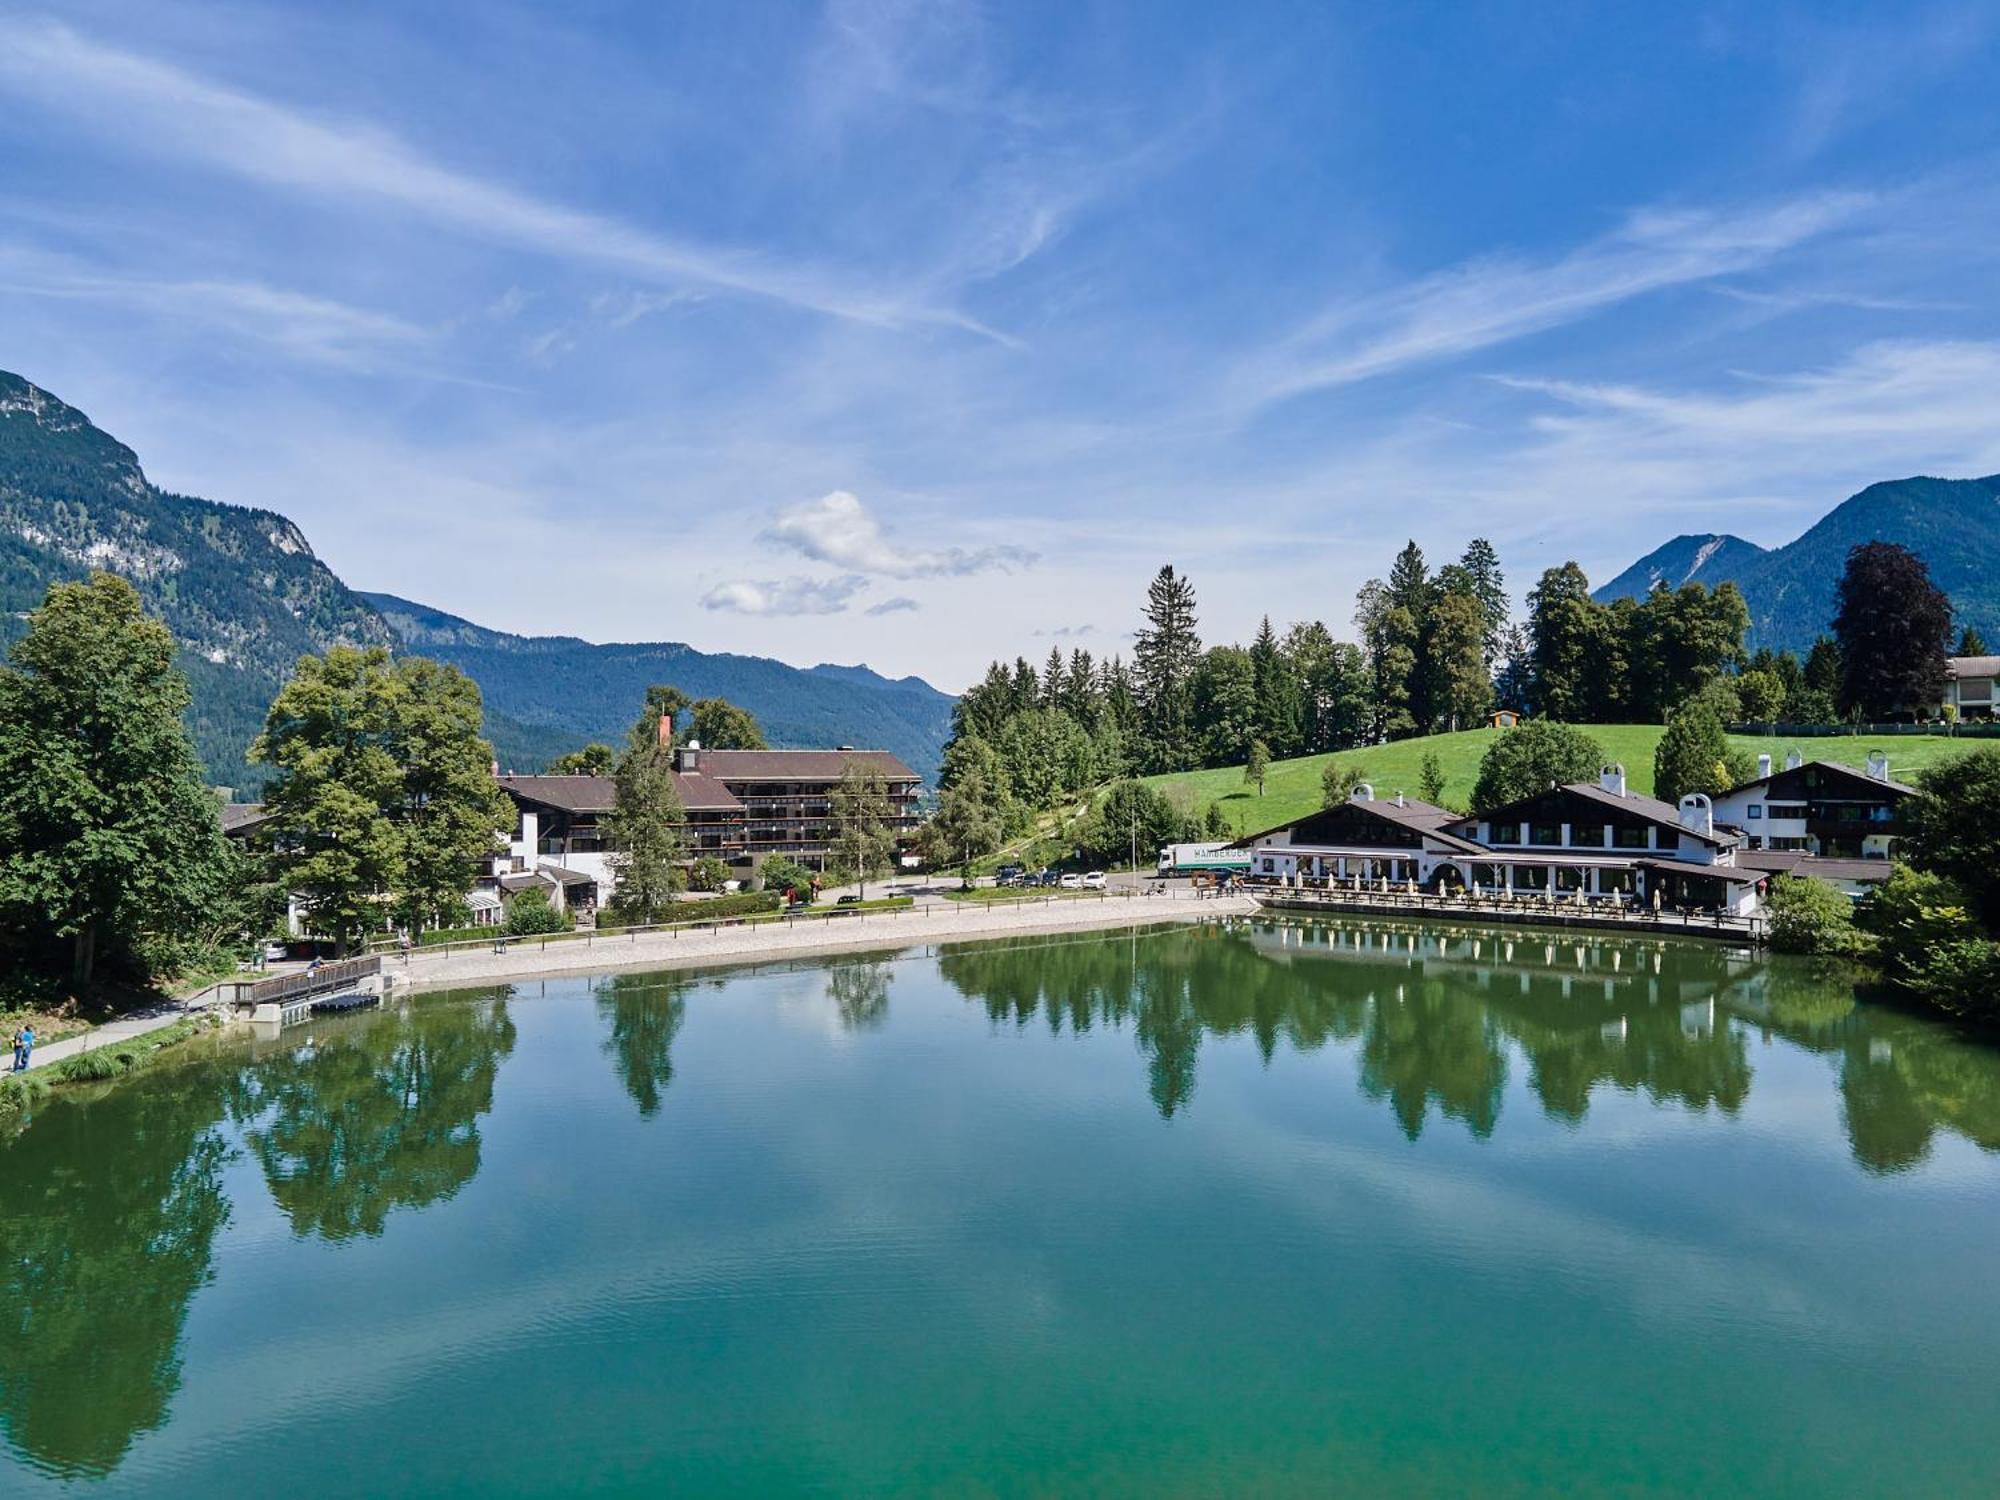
[0,1077,229,1479]
[937,918,2000,1169]
[236,993,516,1241]
[3,917,1999,1488]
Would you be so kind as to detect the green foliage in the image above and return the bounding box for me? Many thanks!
[1653,696,1737,806]
[687,697,766,749]
[1736,668,1787,721]
[1903,746,2000,931]
[1322,760,1368,809]
[921,767,1004,880]
[1958,625,1990,657]
[1079,780,1196,868]
[603,694,689,923]
[1765,875,1867,957]
[1134,565,1202,772]
[1244,739,1271,796]
[253,645,510,950]
[547,743,616,776]
[830,763,898,895]
[758,856,819,900]
[1471,720,1606,813]
[1859,866,2000,1024]
[687,856,732,893]
[1418,751,1448,807]
[0,573,236,988]
[504,887,567,936]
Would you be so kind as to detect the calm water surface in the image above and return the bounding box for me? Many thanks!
[5,917,2000,1497]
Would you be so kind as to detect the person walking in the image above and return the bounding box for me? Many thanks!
[9,1027,23,1073]
[15,1024,33,1073]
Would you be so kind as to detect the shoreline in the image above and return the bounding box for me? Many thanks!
[394,891,1260,994]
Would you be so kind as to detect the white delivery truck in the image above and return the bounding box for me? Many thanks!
[1156,841,1252,877]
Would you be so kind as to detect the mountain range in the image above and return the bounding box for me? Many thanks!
[0,371,954,791]
[1593,474,2000,655]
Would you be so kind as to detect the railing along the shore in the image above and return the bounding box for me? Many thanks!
[386,885,1226,966]
[1246,883,1765,940]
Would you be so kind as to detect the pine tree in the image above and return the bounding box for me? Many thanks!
[603,692,689,922]
[1957,625,1990,657]
[1457,537,1510,670]
[1042,646,1067,710]
[1133,565,1201,771]
[1526,563,1610,722]
[0,573,236,986]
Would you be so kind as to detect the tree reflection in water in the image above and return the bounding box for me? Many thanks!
[239,992,516,1241]
[935,919,2000,1163]
[828,957,893,1032]
[0,1076,230,1479]
[598,970,692,1117]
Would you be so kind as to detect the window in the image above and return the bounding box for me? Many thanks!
[1490,822,1520,844]
[1747,805,1763,820]
[1572,824,1606,847]
[1516,866,1549,891]
[1657,831,1680,852]
[1615,824,1648,849]
[1529,823,1562,846]
[1556,866,1585,891]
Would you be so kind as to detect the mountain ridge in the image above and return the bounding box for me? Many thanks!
[1594,474,2000,654]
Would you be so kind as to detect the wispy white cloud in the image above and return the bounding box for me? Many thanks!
[761,490,1036,578]
[865,595,921,615]
[699,574,871,616]
[0,243,429,367]
[1229,193,1871,410]
[0,21,991,336]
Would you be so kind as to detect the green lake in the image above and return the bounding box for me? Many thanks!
[5,917,2000,1496]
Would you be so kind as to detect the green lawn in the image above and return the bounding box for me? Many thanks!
[1140,726,1976,837]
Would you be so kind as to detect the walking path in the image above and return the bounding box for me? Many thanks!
[9,998,212,1077]
[397,888,1257,993]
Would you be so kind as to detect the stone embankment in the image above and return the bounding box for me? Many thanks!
[397,890,1257,993]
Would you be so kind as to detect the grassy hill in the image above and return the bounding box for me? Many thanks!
[1139,726,1974,837]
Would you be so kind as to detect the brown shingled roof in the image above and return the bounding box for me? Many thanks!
[498,773,743,812]
[690,749,919,783]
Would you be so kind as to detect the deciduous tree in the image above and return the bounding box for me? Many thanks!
[1833,542,1952,720]
[687,697,766,749]
[1470,719,1605,813]
[830,763,898,899]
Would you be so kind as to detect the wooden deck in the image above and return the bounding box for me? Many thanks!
[1248,885,1766,943]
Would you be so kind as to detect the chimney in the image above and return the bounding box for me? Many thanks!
[1677,793,1713,836]
[1395,791,1406,808]
[1867,750,1889,783]
[674,737,701,773]
[1756,754,1772,781]
[1784,748,1803,771]
[490,759,500,779]
[1352,782,1374,802]
[657,714,673,752]
[1599,763,1626,797]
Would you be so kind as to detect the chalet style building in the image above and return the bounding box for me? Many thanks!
[1708,750,1910,859]
[495,738,922,915]
[1248,766,1764,915]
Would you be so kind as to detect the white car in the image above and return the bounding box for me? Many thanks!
[1081,871,1107,890]
[1058,873,1084,890]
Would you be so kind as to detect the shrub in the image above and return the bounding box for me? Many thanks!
[1858,865,2000,1024]
[505,888,568,936]
[1765,875,1867,957]
[55,1047,130,1082]
[758,856,819,900]
[688,856,732,893]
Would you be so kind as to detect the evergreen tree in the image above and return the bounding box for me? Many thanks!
[830,763,898,898]
[1457,537,1510,670]
[688,697,766,749]
[1804,634,1843,695]
[1833,542,1953,719]
[1385,541,1435,729]
[1493,623,1533,712]
[1249,616,1301,755]
[1526,563,1608,723]
[1010,656,1040,713]
[1042,646,1067,710]
[1321,760,1368,809]
[1428,589,1493,730]
[1418,751,1448,807]
[1356,579,1419,740]
[603,694,689,922]
[1956,625,1990,657]
[1653,697,1734,805]
[1133,565,1202,770]
[0,573,235,986]
[1063,649,1099,724]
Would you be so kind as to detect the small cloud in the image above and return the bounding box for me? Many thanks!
[590,287,703,328]
[1031,624,1094,637]
[699,574,868,616]
[866,596,921,615]
[484,286,532,321]
[763,490,1036,578]
[523,324,576,360]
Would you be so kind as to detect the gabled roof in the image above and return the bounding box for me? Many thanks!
[1720,758,1915,798]
[690,749,920,783]
[498,772,743,813]
[1947,655,2000,678]
[218,802,272,836]
[1455,780,1736,848]
[1252,795,1489,855]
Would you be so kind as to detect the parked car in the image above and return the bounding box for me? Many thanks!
[996,864,1024,882]
[1037,870,1061,886]
[1082,871,1107,890]
[1059,873,1084,890]
[836,894,862,906]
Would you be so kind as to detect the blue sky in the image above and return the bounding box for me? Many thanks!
[3,1,1998,690]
